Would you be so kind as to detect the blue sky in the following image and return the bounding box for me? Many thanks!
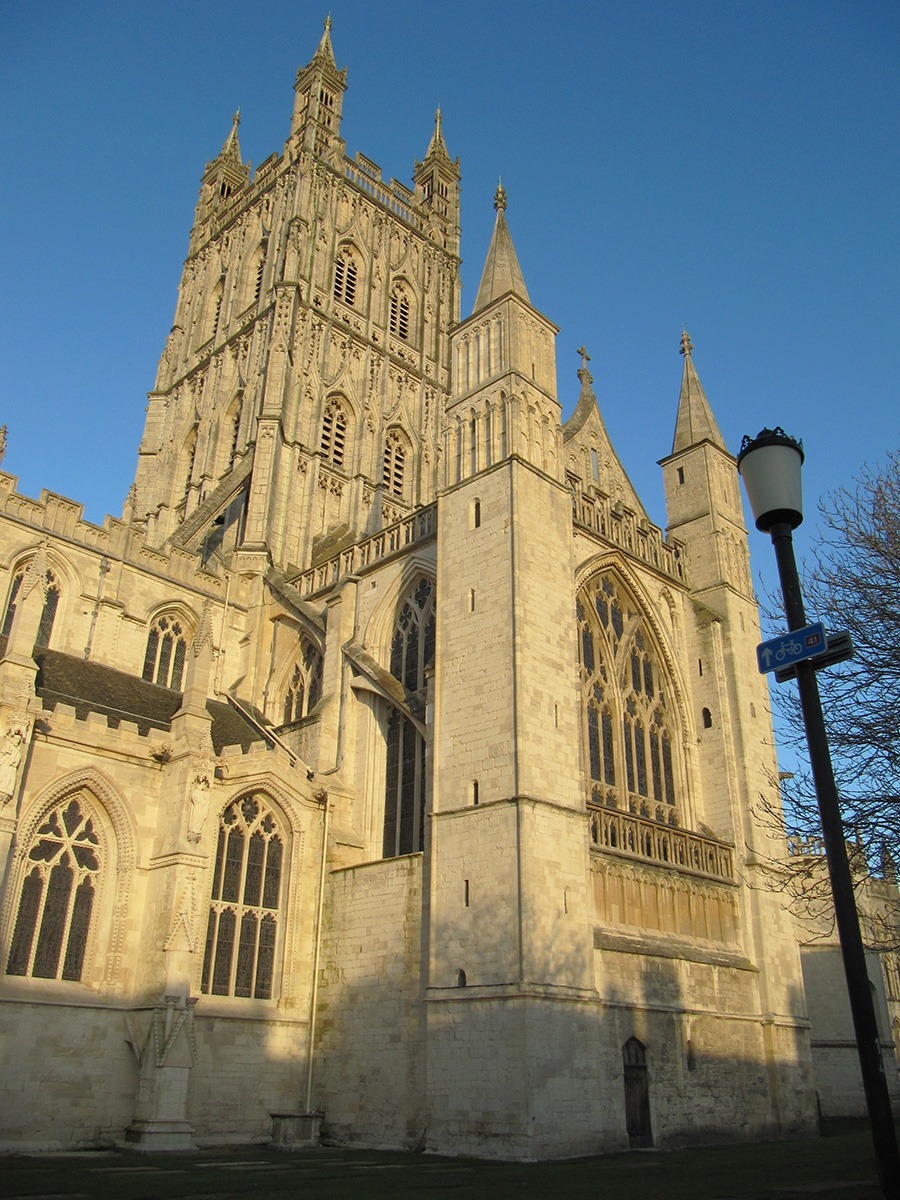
[1,0,897,598]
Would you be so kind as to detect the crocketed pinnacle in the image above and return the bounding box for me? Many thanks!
[219,110,243,162]
[671,330,727,454]
[314,14,337,66]
[423,107,451,162]
[472,183,530,314]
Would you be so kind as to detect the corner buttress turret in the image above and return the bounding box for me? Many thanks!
[413,108,460,256]
[189,112,251,254]
[287,16,347,164]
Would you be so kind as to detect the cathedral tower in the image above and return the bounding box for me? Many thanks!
[131,19,460,572]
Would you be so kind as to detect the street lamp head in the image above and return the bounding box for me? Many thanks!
[737,427,805,533]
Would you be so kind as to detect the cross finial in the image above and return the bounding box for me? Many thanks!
[324,13,332,35]
[680,329,693,357]
[232,109,241,130]
[577,346,593,388]
[494,179,507,212]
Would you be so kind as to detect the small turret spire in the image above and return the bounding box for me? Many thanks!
[671,331,727,454]
[472,184,530,313]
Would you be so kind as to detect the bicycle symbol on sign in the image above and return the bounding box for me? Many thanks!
[775,638,803,662]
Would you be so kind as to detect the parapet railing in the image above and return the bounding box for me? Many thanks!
[573,493,685,583]
[590,806,735,881]
[290,503,437,597]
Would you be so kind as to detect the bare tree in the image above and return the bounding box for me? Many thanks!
[768,450,900,883]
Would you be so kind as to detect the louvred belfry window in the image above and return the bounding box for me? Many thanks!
[201,795,284,1000]
[333,252,357,306]
[321,401,348,469]
[7,797,101,982]
[389,288,410,340]
[383,431,406,498]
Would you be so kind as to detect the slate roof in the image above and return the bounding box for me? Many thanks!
[29,646,258,754]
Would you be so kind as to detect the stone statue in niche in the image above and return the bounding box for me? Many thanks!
[187,758,216,843]
[0,714,29,805]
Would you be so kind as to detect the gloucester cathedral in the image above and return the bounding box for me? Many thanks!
[0,19,827,1157]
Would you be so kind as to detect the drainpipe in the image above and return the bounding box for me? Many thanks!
[304,789,330,1113]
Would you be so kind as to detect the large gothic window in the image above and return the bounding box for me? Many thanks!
[142,614,189,690]
[577,572,679,826]
[281,638,323,726]
[201,795,284,999]
[2,562,60,649]
[7,796,101,981]
[383,578,435,858]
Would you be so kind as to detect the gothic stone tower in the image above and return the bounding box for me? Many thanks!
[133,17,460,574]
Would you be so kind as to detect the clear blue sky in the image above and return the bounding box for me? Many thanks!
[1,0,897,592]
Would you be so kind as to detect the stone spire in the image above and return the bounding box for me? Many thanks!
[671,330,726,454]
[313,13,338,66]
[423,107,451,162]
[219,110,243,164]
[472,183,530,314]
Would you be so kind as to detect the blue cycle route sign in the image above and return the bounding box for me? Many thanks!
[757,622,826,675]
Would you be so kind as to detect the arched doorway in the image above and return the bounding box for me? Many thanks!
[623,1037,653,1148]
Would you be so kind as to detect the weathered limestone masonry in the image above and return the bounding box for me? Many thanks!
[0,17,829,1159]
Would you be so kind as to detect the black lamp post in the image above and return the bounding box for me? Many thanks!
[738,428,899,1200]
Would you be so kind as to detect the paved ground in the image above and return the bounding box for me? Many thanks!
[0,1120,890,1200]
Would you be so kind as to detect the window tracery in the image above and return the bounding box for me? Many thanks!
[281,638,323,725]
[201,794,284,999]
[578,572,679,826]
[142,614,190,690]
[1,562,60,649]
[383,577,435,858]
[7,796,101,981]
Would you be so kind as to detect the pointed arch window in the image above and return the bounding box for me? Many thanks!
[142,614,189,690]
[389,286,410,340]
[281,638,323,726]
[7,796,101,981]
[201,794,284,999]
[383,577,435,858]
[321,400,348,470]
[2,562,60,649]
[333,250,358,307]
[577,573,679,826]
[383,430,406,499]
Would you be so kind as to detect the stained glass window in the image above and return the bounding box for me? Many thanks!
[201,795,283,999]
[7,797,101,981]
[383,578,434,857]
